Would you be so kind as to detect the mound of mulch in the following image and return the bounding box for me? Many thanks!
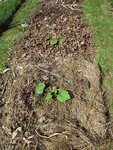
[0,0,113,149]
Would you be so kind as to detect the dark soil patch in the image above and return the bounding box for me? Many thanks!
[0,0,112,149]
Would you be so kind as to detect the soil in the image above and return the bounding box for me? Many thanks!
[0,0,112,150]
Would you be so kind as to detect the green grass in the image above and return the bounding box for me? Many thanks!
[108,0,113,6]
[83,0,113,114]
[0,0,42,71]
[0,0,23,26]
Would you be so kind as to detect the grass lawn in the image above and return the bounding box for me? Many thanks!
[83,0,113,114]
[108,0,113,6]
[0,0,23,27]
[0,0,42,71]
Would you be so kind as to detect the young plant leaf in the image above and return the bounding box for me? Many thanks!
[59,36,66,43]
[50,38,58,45]
[57,90,71,102]
[45,92,52,101]
[51,86,57,94]
[35,83,46,94]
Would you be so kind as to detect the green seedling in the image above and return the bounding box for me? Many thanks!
[51,86,58,94]
[35,83,46,94]
[50,38,58,45]
[48,35,66,46]
[35,83,71,102]
[57,89,71,102]
[59,35,66,43]
[45,92,52,101]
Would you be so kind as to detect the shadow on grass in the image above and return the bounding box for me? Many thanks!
[0,0,26,35]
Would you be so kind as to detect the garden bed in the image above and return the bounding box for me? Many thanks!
[0,0,112,149]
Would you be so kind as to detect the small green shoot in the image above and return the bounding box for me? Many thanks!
[50,38,58,45]
[35,82,71,103]
[57,89,71,102]
[59,35,66,43]
[35,83,46,94]
[47,35,66,46]
[45,92,52,101]
[51,86,57,94]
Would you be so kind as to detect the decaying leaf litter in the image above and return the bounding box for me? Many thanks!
[0,0,113,149]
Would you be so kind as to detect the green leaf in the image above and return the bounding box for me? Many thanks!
[57,90,71,102]
[35,83,46,94]
[45,92,52,101]
[50,38,58,45]
[51,86,57,94]
[59,36,66,43]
